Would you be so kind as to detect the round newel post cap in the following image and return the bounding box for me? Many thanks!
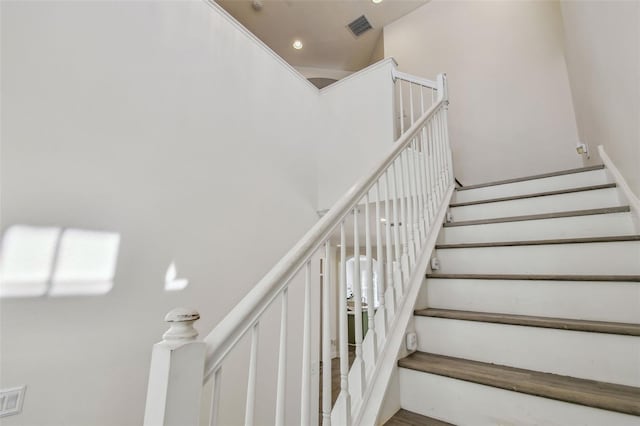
[163,307,200,341]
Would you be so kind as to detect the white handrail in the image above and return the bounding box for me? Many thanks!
[144,70,454,426]
[202,86,446,378]
[392,69,438,90]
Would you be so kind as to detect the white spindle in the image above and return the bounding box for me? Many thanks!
[337,223,351,424]
[409,83,415,127]
[364,195,377,363]
[375,182,387,334]
[412,138,426,244]
[300,262,312,425]
[353,207,366,398]
[245,323,259,426]
[274,289,288,426]
[209,367,222,426]
[322,243,332,426]
[383,171,396,312]
[401,150,416,268]
[398,80,405,135]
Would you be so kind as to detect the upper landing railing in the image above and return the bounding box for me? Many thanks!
[143,69,454,426]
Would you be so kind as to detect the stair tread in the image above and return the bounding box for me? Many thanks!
[436,235,640,249]
[456,165,605,191]
[426,273,640,282]
[450,183,616,207]
[398,351,640,416]
[414,308,640,336]
[384,409,454,426]
[444,206,630,227]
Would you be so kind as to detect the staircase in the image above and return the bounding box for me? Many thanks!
[390,165,640,425]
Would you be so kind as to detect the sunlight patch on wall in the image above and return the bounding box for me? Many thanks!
[0,225,120,298]
[164,262,188,291]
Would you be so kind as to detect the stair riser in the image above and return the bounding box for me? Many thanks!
[436,242,640,275]
[453,169,609,204]
[439,212,636,244]
[398,369,639,426]
[414,316,640,386]
[450,188,621,222]
[425,278,640,324]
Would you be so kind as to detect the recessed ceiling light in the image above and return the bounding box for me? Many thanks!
[293,40,303,50]
[372,0,383,4]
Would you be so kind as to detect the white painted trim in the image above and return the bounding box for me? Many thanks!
[598,145,640,231]
[354,185,455,426]
[391,69,438,90]
[318,58,399,93]
[200,0,318,93]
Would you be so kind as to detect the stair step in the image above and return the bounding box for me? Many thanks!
[436,235,640,249]
[450,183,617,207]
[444,206,630,227]
[439,211,637,244]
[384,409,454,426]
[427,273,640,282]
[425,277,640,324]
[414,308,640,336]
[398,351,640,416]
[435,240,640,275]
[457,165,605,191]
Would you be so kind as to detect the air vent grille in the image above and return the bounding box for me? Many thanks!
[348,15,372,37]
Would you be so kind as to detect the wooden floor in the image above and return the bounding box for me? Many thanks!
[384,409,454,426]
[399,351,640,416]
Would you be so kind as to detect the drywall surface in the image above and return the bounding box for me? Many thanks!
[317,59,396,210]
[383,0,582,186]
[0,1,319,425]
[560,1,640,196]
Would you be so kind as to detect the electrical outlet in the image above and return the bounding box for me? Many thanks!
[431,257,441,270]
[406,332,418,352]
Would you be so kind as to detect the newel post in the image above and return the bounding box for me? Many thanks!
[143,308,205,426]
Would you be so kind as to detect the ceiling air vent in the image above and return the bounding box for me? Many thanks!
[348,15,373,37]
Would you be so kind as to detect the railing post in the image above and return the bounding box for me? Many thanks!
[143,308,205,426]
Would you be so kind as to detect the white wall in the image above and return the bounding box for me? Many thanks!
[560,1,640,196]
[0,1,320,425]
[316,59,396,209]
[383,0,583,186]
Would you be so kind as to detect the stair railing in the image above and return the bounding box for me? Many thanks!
[392,69,440,140]
[143,72,454,426]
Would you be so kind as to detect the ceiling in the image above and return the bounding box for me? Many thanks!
[216,0,428,72]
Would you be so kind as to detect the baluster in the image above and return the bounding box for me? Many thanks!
[438,108,447,192]
[409,83,415,128]
[384,171,397,312]
[398,80,405,135]
[364,194,377,364]
[391,161,406,292]
[419,131,432,230]
[209,366,222,426]
[352,207,366,399]
[396,156,409,282]
[321,243,332,426]
[412,138,426,244]
[432,113,444,198]
[245,323,259,426]
[375,181,387,334]
[274,289,288,426]
[401,150,416,269]
[300,262,312,425]
[336,223,351,424]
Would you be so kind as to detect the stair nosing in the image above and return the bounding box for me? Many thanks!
[444,206,630,227]
[398,351,640,416]
[435,235,640,249]
[450,183,616,207]
[426,273,640,282]
[456,165,605,191]
[414,308,640,336]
